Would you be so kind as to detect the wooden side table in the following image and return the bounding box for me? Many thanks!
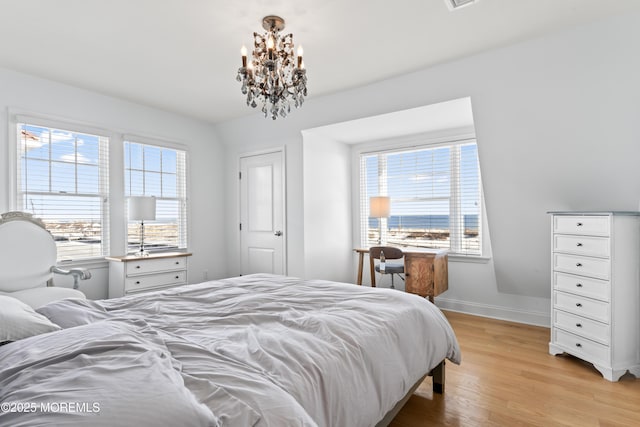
[404,251,448,303]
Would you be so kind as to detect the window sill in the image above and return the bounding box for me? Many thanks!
[131,248,190,256]
[57,258,109,268]
[448,254,491,264]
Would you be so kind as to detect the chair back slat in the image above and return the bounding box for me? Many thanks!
[369,246,403,260]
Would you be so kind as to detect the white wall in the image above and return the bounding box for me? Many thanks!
[0,67,226,299]
[222,134,305,278]
[302,131,352,281]
[217,12,640,326]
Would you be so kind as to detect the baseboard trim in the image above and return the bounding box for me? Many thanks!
[435,297,550,327]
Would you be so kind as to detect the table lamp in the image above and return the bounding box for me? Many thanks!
[370,196,390,244]
[129,196,156,257]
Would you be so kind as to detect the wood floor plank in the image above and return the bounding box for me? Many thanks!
[390,311,640,426]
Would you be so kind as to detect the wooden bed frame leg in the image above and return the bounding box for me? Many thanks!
[431,360,445,394]
[375,361,446,427]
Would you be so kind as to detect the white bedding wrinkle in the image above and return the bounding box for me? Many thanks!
[9,273,460,427]
[0,294,61,342]
[36,296,111,327]
[0,320,219,427]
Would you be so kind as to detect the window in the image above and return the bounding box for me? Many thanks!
[16,122,109,261]
[360,139,482,256]
[124,140,188,252]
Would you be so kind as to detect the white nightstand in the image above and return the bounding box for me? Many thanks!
[106,252,192,298]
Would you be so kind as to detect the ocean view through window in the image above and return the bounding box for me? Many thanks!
[16,122,109,261]
[360,139,482,256]
[124,140,188,252]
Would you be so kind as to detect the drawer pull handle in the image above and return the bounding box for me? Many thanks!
[135,281,140,285]
[175,261,180,265]
[576,303,582,307]
[576,323,582,328]
[575,263,582,267]
[576,243,583,247]
[575,343,582,348]
[175,275,179,279]
[576,222,583,227]
[576,283,583,288]
[136,265,141,269]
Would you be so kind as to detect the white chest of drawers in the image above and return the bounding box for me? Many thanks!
[107,252,192,298]
[548,212,640,381]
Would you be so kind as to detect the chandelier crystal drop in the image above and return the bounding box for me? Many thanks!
[236,15,307,120]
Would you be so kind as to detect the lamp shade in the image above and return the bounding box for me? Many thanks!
[370,196,390,218]
[129,196,156,221]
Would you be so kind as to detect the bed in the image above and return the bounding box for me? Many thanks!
[0,212,461,427]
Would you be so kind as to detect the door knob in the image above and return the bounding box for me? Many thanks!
[274,230,283,236]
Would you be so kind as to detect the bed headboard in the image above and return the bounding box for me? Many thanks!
[0,211,56,292]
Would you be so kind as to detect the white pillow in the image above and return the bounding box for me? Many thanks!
[0,295,61,342]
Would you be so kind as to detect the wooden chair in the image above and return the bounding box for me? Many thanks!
[369,246,404,288]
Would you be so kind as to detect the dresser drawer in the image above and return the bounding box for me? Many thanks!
[553,253,610,280]
[554,272,609,302]
[554,310,610,345]
[553,215,609,236]
[125,257,187,276]
[554,291,609,323]
[125,271,187,292]
[553,235,609,258]
[554,329,610,364]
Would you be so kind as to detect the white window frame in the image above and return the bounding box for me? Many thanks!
[10,113,111,262]
[8,111,192,264]
[353,130,489,261]
[123,135,189,253]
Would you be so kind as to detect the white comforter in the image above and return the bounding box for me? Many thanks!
[1,274,461,427]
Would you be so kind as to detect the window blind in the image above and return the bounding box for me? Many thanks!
[124,141,188,252]
[360,139,482,255]
[16,123,110,261]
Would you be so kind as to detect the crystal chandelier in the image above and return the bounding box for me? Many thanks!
[236,15,307,120]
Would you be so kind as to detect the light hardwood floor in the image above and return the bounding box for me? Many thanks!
[391,311,640,427]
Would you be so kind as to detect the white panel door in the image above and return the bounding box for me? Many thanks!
[239,150,285,275]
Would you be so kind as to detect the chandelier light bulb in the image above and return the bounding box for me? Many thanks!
[240,45,247,67]
[297,45,303,69]
[267,35,275,60]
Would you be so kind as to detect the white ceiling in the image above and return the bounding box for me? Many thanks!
[0,0,638,124]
